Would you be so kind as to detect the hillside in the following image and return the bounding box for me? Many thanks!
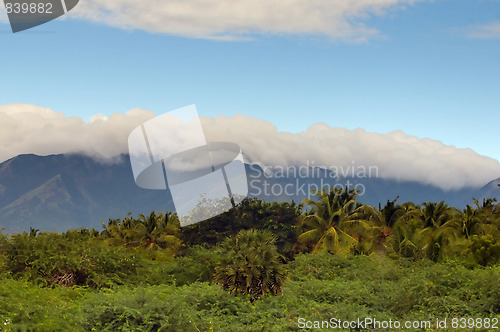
[0,153,498,233]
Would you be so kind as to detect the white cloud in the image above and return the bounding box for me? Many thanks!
[201,115,500,190]
[457,21,500,39]
[1,103,499,190]
[0,9,8,25]
[69,0,424,41]
[0,103,156,163]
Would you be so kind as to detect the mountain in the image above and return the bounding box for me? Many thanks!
[0,153,497,233]
[0,154,172,233]
[246,164,485,209]
[472,178,500,203]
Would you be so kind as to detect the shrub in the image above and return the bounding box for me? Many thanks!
[0,277,83,331]
[6,231,143,288]
[470,234,500,266]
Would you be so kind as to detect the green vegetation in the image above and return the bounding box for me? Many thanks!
[214,229,288,298]
[0,187,499,331]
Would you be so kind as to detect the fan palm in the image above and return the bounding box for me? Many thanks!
[214,229,288,297]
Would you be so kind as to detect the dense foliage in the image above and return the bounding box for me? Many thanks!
[0,187,499,331]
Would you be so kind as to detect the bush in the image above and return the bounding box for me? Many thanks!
[0,253,498,331]
[137,245,224,286]
[0,277,83,331]
[79,283,229,331]
[6,231,144,288]
[470,234,500,266]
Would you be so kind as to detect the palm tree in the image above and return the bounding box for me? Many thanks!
[389,219,429,259]
[442,199,496,239]
[100,211,183,255]
[297,186,371,254]
[29,227,39,238]
[495,195,500,221]
[101,217,132,246]
[355,197,403,254]
[410,201,456,261]
[214,229,288,298]
[384,202,430,259]
[378,197,405,227]
[135,211,183,252]
[440,198,500,259]
[419,201,454,228]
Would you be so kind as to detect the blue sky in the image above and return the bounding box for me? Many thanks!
[1,0,499,162]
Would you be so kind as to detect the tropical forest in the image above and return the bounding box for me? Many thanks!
[0,186,499,331]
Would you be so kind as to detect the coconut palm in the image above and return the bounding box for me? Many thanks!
[405,201,458,261]
[389,217,428,259]
[399,201,461,260]
[297,186,371,254]
[442,199,496,238]
[418,201,454,228]
[355,198,404,254]
[135,211,183,252]
[100,213,140,246]
[439,198,500,260]
[100,212,183,255]
[383,202,431,259]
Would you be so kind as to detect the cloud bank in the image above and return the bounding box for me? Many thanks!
[70,0,424,41]
[0,104,156,163]
[1,103,500,191]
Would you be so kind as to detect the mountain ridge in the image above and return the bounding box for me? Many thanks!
[0,153,498,233]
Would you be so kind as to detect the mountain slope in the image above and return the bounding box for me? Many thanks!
[0,154,172,233]
[0,174,77,233]
[0,153,497,233]
[472,178,500,204]
[246,164,482,208]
